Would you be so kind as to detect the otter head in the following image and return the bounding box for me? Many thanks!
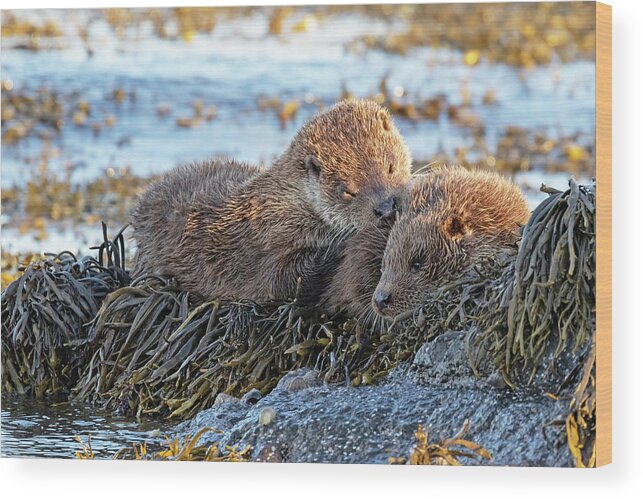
[371,167,530,320]
[372,208,478,320]
[286,99,412,231]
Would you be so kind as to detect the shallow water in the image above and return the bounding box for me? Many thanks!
[1,396,169,459]
[1,8,595,255]
[1,9,595,187]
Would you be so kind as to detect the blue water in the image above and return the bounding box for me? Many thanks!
[1,9,596,187]
[1,396,169,459]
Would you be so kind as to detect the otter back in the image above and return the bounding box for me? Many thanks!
[131,100,412,303]
[131,158,262,277]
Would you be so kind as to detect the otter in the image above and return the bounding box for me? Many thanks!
[323,166,530,324]
[131,158,263,276]
[131,99,412,303]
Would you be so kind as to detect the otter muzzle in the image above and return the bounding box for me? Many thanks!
[372,288,392,314]
[374,196,398,220]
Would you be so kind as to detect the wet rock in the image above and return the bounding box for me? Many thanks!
[258,407,276,426]
[254,442,288,463]
[213,392,240,407]
[485,371,511,389]
[175,395,246,432]
[410,331,479,386]
[241,388,263,405]
[275,368,321,392]
[174,367,571,466]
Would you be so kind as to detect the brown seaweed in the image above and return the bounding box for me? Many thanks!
[1,224,130,397]
[389,420,492,466]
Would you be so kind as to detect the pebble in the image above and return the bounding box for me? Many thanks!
[241,388,263,405]
[258,407,276,426]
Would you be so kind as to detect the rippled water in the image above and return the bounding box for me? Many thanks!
[1,9,595,186]
[1,396,169,459]
[1,9,595,256]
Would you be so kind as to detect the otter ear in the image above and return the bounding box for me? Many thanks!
[445,215,471,241]
[377,108,391,132]
[305,155,322,178]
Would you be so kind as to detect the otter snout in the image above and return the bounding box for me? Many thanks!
[372,288,392,314]
[374,196,398,220]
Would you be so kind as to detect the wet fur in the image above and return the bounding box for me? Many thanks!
[131,100,411,303]
[132,158,263,277]
[323,166,531,323]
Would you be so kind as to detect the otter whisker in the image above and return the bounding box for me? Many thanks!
[413,161,443,175]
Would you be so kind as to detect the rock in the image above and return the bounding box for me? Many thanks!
[411,331,474,384]
[485,371,510,389]
[275,368,321,392]
[241,388,263,405]
[172,331,576,466]
[258,407,276,426]
[410,330,494,387]
[254,442,288,463]
[213,392,240,407]
[173,375,570,465]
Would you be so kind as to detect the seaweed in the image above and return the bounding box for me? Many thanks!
[347,2,596,67]
[1,223,130,397]
[466,179,596,466]
[2,5,596,66]
[468,179,595,379]
[74,427,251,461]
[389,420,492,466]
[74,434,95,459]
[565,341,596,467]
[70,255,503,420]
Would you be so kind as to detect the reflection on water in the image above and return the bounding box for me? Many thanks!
[1,396,169,459]
[1,9,595,186]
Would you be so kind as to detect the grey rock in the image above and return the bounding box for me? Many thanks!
[275,368,322,393]
[241,388,263,405]
[485,371,511,389]
[258,407,276,426]
[173,331,574,466]
[410,331,479,386]
[254,442,288,463]
[213,392,240,407]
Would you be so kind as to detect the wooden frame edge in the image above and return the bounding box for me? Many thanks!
[595,0,612,468]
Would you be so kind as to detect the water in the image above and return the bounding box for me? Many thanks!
[1,396,170,459]
[1,9,595,187]
[1,9,595,255]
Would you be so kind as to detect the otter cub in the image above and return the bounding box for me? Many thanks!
[324,166,530,324]
[132,158,263,276]
[132,99,412,302]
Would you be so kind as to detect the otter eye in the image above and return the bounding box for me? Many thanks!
[389,163,394,175]
[341,189,357,201]
[338,182,357,201]
[410,258,423,273]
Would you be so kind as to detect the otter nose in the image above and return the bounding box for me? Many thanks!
[374,196,398,220]
[373,289,392,312]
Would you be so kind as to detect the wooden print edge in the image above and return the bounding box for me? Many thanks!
[595,0,612,468]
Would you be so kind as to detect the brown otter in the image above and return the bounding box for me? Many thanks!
[323,166,530,324]
[131,99,412,303]
[131,158,263,276]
